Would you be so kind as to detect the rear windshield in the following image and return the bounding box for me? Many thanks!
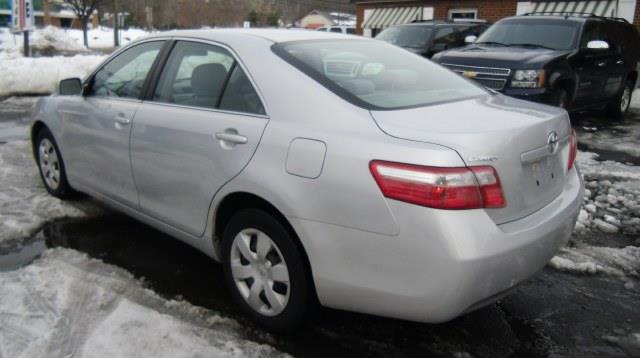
[272,40,486,110]
[376,26,433,49]
[476,19,580,50]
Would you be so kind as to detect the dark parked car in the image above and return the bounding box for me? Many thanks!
[433,14,640,117]
[375,20,488,58]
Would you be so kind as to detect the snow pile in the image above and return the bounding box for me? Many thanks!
[548,150,640,282]
[572,152,640,236]
[0,26,150,54]
[0,54,105,96]
[549,246,639,277]
[0,248,282,357]
[0,26,85,59]
[0,141,100,250]
[603,332,640,357]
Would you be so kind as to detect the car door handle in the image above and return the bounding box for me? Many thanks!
[215,132,247,144]
[114,114,131,125]
[616,59,624,65]
[597,62,607,67]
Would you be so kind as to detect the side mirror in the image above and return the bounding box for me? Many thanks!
[59,78,83,96]
[465,35,477,44]
[586,40,609,50]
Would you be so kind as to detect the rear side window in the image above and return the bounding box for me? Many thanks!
[219,65,266,115]
[375,26,433,49]
[346,28,356,34]
[153,41,264,114]
[432,26,458,51]
[330,27,343,33]
[273,39,486,110]
[154,41,233,109]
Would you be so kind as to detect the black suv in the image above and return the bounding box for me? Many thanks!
[433,14,640,117]
[376,21,488,58]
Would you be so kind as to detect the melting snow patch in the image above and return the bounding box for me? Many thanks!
[0,141,101,249]
[0,248,283,357]
[549,246,640,277]
[603,332,640,357]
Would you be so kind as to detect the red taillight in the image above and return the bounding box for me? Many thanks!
[568,128,577,170]
[369,160,506,210]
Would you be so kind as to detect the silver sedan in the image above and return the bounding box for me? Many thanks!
[31,29,583,331]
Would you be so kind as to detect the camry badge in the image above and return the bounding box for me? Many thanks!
[547,131,559,153]
[468,155,498,162]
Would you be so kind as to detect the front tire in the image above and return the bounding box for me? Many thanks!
[34,128,75,199]
[606,79,634,118]
[221,209,311,332]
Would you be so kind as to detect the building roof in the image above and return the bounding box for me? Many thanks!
[303,10,356,26]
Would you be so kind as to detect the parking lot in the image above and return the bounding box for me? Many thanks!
[0,95,638,357]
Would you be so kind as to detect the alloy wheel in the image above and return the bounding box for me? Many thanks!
[230,228,291,316]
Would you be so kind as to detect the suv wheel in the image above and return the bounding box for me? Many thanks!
[606,79,634,118]
[221,209,311,332]
[34,128,75,199]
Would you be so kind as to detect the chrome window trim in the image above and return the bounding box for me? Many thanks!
[139,99,270,120]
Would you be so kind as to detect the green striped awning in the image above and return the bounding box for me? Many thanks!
[530,0,617,17]
[362,7,425,29]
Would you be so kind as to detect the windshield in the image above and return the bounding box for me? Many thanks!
[376,26,433,49]
[476,19,579,50]
[272,40,486,110]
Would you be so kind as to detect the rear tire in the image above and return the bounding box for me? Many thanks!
[606,79,634,118]
[221,208,311,332]
[34,128,76,199]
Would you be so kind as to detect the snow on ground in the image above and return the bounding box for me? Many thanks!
[547,150,640,282]
[0,247,284,357]
[0,54,106,96]
[0,141,100,250]
[0,26,149,55]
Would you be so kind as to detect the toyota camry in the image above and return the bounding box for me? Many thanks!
[30,29,583,331]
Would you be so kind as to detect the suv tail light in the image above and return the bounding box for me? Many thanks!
[568,128,577,171]
[369,160,506,210]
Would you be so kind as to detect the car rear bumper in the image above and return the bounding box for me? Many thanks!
[290,167,583,323]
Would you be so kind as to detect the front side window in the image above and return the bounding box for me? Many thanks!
[273,40,486,110]
[90,41,163,99]
[375,26,433,49]
[477,19,579,50]
[154,41,264,114]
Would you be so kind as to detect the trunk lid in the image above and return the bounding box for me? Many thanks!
[370,94,572,224]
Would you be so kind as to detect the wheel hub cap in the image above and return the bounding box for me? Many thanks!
[38,138,60,190]
[230,228,290,316]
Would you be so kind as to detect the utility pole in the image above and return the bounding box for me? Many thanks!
[113,0,119,47]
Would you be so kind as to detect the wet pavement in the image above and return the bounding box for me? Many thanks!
[1,95,639,357]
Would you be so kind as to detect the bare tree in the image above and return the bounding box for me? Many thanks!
[63,0,102,47]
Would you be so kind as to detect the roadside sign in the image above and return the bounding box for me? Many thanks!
[11,0,35,33]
